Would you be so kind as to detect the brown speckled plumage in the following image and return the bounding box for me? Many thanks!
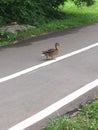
[42,43,60,59]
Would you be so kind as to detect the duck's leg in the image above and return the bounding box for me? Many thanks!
[45,54,49,60]
[51,55,56,60]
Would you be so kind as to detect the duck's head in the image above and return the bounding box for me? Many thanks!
[55,43,60,50]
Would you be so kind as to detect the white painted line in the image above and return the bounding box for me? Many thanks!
[8,79,98,130]
[0,42,98,83]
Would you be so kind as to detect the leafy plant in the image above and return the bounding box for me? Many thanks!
[43,100,98,130]
[0,0,95,27]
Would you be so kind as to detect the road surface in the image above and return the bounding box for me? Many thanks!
[0,23,98,130]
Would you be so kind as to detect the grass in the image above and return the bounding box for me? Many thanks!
[42,100,98,130]
[0,0,98,46]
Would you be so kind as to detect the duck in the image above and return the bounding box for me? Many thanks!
[42,43,60,59]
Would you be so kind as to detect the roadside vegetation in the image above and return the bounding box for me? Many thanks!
[43,99,98,130]
[0,0,98,47]
[0,1,98,129]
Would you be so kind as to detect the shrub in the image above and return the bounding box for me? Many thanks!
[0,0,66,26]
[0,0,95,26]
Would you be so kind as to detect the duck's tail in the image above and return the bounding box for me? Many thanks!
[41,51,45,56]
[41,54,45,56]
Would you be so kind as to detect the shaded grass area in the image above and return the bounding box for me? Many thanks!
[43,100,98,130]
[0,0,98,46]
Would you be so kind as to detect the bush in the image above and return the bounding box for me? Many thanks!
[0,0,95,26]
[0,0,66,26]
[0,16,5,26]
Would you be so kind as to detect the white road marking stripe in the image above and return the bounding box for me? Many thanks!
[8,79,98,130]
[0,43,98,83]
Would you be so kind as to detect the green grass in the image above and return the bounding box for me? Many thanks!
[43,100,98,130]
[0,0,98,46]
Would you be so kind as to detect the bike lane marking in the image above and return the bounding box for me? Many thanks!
[8,79,98,130]
[0,42,98,83]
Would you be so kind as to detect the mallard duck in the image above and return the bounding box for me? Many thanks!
[42,43,60,59]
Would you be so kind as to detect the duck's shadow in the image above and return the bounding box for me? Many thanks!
[40,57,57,62]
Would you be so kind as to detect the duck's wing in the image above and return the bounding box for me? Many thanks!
[42,49,55,54]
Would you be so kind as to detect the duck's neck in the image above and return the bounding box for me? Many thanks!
[55,46,59,50]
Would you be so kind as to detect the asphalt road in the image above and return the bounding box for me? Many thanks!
[0,23,98,130]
